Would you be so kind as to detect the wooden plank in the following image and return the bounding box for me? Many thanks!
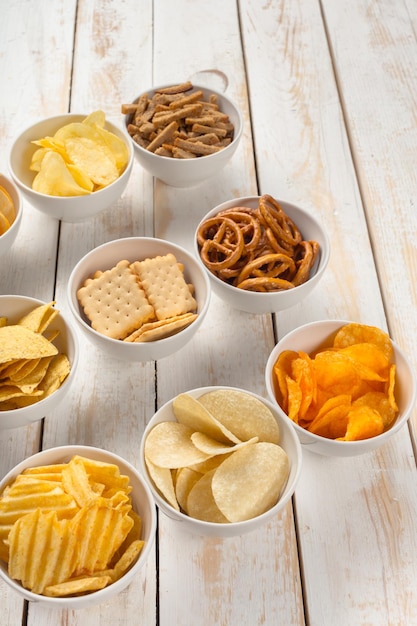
[150,1,304,625]
[0,2,77,623]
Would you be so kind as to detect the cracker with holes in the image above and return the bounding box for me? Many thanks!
[76,260,155,340]
[130,254,197,321]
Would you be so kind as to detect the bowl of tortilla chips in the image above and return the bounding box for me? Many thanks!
[0,295,79,429]
[8,111,133,222]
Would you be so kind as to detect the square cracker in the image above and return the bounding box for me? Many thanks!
[130,254,197,321]
[77,260,155,340]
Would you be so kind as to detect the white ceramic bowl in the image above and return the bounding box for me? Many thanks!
[0,173,22,255]
[0,445,156,609]
[8,113,133,222]
[139,386,302,537]
[265,319,417,456]
[67,237,211,362]
[0,295,79,430]
[194,196,330,314]
[124,84,243,187]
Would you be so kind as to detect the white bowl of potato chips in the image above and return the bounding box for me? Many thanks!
[139,386,302,537]
[67,236,211,362]
[0,295,79,429]
[8,111,133,222]
[0,444,156,608]
[265,320,417,456]
[122,81,243,187]
[195,194,330,314]
[0,174,22,255]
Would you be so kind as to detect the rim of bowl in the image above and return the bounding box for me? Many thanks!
[0,444,156,606]
[0,295,79,418]
[67,237,211,348]
[194,195,331,298]
[139,385,303,531]
[125,83,243,161]
[265,319,417,450]
[8,113,133,198]
[0,174,22,237]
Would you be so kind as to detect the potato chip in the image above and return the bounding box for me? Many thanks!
[211,442,289,523]
[198,389,280,444]
[173,393,240,444]
[174,467,202,513]
[190,432,258,456]
[186,469,229,523]
[144,421,213,468]
[0,455,144,597]
[273,322,399,442]
[145,457,179,511]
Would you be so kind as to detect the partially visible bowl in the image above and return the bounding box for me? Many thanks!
[8,113,133,222]
[0,444,156,609]
[194,195,330,314]
[67,237,211,362]
[124,83,243,187]
[0,295,79,430]
[265,319,417,456]
[139,386,302,537]
[0,173,22,255]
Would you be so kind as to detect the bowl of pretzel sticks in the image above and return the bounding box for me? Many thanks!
[67,237,211,362]
[194,194,330,314]
[121,81,243,187]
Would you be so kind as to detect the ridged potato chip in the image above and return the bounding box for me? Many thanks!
[0,455,144,597]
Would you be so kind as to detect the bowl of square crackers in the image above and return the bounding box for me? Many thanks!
[121,81,243,188]
[67,237,211,361]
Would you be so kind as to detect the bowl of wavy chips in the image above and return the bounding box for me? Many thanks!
[194,194,330,314]
[8,111,133,222]
[0,174,22,256]
[0,445,156,608]
[0,295,79,429]
[68,236,211,362]
[139,386,302,537]
[122,81,243,187]
[265,320,417,456]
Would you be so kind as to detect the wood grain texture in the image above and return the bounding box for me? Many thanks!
[1,0,417,624]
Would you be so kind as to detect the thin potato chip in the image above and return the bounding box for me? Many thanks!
[144,421,212,468]
[212,442,289,523]
[186,469,229,523]
[173,393,241,445]
[198,389,280,444]
[145,457,179,511]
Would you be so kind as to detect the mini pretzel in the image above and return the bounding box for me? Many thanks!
[236,253,296,286]
[198,217,245,271]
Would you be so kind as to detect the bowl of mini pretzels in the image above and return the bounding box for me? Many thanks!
[122,81,243,188]
[67,237,211,361]
[194,194,330,314]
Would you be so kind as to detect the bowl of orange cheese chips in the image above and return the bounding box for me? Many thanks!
[0,295,78,429]
[0,444,156,608]
[8,111,133,222]
[265,320,417,456]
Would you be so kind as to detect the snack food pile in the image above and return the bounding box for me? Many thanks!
[29,111,129,196]
[0,455,144,597]
[144,389,290,523]
[272,323,398,441]
[0,185,16,235]
[197,194,320,292]
[77,253,198,342]
[122,81,234,158]
[0,302,70,411]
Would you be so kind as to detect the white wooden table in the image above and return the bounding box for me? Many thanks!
[1,1,417,624]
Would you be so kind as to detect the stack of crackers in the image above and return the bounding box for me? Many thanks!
[77,253,198,342]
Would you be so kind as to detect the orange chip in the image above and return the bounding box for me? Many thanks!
[273,322,399,443]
